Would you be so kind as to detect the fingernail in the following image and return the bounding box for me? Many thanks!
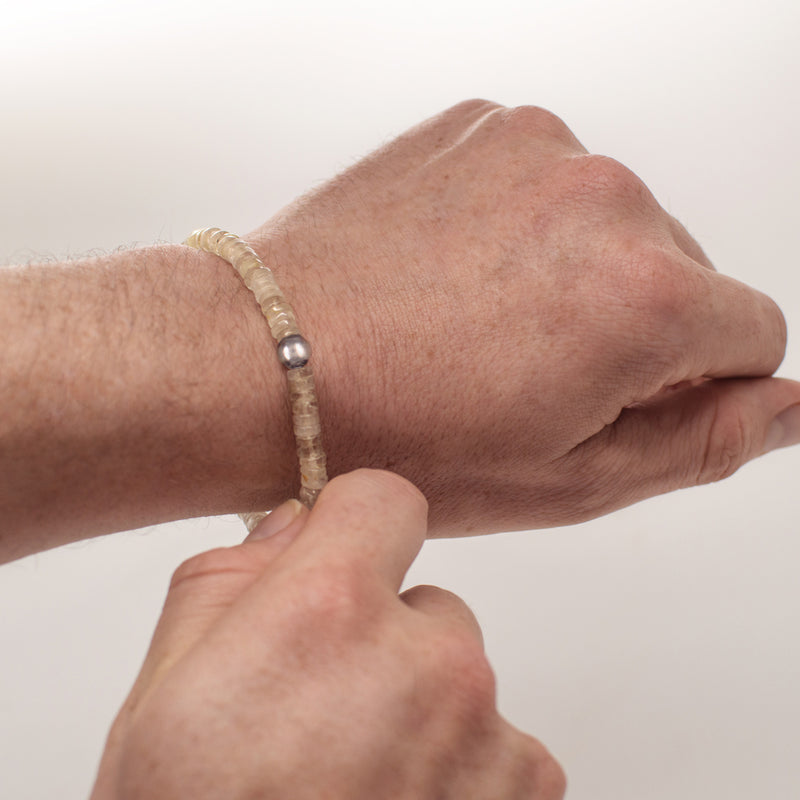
[246,499,305,542]
[763,404,800,454]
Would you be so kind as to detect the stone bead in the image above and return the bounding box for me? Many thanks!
[185,227,328,517]
[294,416,322,440]
[239,251,265,276]
[240,510,269,533]
[244,267,280,298]
[287,365,328,504]
[236,254,264,281]
[296,439,325,460]
[299,486,321,507]
[264,303,299,341]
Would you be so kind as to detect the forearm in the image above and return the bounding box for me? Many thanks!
[3,101,797,559]
[0,243,296,562]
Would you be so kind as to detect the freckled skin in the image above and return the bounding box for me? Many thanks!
[1,100,797,560]
[92,471,567,800]
[246,100,797,534]
[5,99,798,799]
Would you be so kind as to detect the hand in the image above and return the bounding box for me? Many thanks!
[91,470,565,800]
[250,100,800,535]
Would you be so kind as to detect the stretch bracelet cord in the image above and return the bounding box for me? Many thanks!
[185,227,328,531]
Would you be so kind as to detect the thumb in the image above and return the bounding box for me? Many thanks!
[644,377,800,485]
[572,376,800,514]
[132,499,309,702]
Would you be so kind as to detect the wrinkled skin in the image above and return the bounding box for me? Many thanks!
[248,100,797,535]
[92,470,567,800]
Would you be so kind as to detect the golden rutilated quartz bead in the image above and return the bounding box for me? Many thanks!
[184,227,328,525]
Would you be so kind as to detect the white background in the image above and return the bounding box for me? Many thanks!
[1,1,799,797]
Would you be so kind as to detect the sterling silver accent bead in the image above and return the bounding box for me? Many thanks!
[277,334,311,369]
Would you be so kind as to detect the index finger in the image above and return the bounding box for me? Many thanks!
[280,469,429,593]
[679,267,787,381]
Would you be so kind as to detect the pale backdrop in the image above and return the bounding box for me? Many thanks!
[1,1,799,797]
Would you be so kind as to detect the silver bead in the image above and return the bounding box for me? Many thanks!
[277,335,311,369]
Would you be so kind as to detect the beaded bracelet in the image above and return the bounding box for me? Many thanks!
[184,227,328,531]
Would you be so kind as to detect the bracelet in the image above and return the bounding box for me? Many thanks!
[184,227,328,530]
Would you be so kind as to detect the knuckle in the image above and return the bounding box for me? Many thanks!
[770,296,788,359]
[500,104,574,144]
[431,631,497,712]
[287,560,373,630]
[582,153,641,192]
[169,547,250,592]
[630,250,697,320]
[425,99,504,145]
[538,752,568,799]
[696,401,752,484]
[611,249,703,376]
[568,153,652,209]
[516,735,567,798]
[668,215,716,270]
[447,97,503,118]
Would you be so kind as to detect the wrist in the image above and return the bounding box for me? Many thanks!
[160,240,298,511]
[181,227,332,512]
[0,241,298,558]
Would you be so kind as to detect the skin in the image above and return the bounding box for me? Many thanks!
[1,100,799,561]
[4,100,799,796]
[91,469,567,800]
[255,99,800,533]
